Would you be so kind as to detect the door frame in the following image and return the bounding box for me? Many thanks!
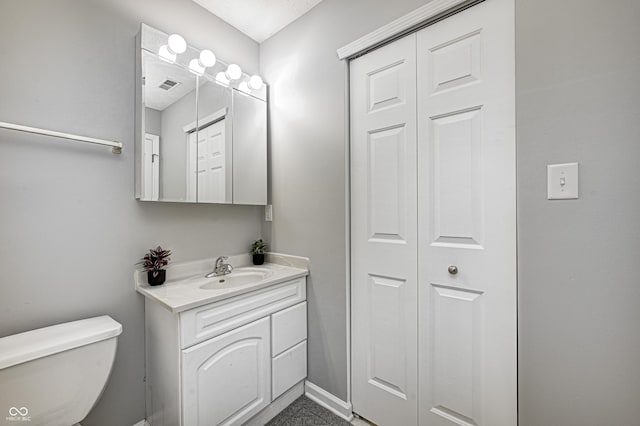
[337,0,516,418]
[337,0,484,61]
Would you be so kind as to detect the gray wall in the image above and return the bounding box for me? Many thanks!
[145,107,161,135]
[260,0,428,401]
[516,0,640,424]
[0,1,261,425]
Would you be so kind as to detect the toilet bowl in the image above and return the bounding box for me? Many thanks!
[0,316,122,426]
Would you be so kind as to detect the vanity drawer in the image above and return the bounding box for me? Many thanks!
[272,340,307,400]
[180,278,306,348]
[271,301,307,357]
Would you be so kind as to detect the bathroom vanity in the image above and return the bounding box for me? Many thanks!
[135,254,309,426]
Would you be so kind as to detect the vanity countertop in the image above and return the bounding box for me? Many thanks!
[135,253,309,313]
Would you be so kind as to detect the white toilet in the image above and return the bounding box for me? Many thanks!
[0,315,122,426]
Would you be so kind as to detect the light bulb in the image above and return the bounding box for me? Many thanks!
[158,45,176,63]
[225,64,242,81]
[248,75,264,90]
[189,58,205,76]
[158,33,187,64]
[216,72,230,85]
[199,50,216,67]
[189,50,216,76]
[167,34,187,54]
[239,81,251,94]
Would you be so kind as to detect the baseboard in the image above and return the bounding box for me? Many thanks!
[304,381,353,422]
[131,382,348,426]
[244,380,305,426]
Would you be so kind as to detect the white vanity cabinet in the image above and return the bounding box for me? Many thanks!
[144,276,308,426]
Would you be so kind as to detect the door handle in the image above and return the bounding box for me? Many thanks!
[448,265,458,275]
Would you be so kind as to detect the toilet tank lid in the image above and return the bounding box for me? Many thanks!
[0,315,122,370]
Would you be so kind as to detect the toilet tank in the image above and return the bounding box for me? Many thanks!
[0,316,122,426]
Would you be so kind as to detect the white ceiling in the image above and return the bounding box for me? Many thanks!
[192,0,325,43]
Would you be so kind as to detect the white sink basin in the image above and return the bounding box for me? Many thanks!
[136,256,309,313]
[197,267,273,289]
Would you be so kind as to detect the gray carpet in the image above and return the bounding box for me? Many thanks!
[265,396,352,426]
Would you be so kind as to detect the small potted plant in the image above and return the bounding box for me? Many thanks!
[250,239,268,265]
[138,246,172,286]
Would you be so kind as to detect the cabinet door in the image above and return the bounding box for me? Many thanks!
[182,317,271,426]
[271,301,307,357]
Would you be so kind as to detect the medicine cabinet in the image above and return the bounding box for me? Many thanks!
[135,24,267,205]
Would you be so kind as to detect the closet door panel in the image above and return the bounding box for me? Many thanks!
[367,125,408,242]
[429,107,484,246]
[350,33,418,426]
[417,0,516,425]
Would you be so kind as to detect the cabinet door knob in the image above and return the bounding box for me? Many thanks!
[448,265,458,275]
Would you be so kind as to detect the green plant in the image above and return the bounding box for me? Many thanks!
[250,239,268,255]
[138,246,172,277]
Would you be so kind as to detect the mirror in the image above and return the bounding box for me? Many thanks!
[135,24,267,205]
[232,90,267,205]
[142,50,199,202]
[190,75,233,203]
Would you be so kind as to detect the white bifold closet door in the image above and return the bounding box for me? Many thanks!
[350,0,516,425]
[350,33,419,426]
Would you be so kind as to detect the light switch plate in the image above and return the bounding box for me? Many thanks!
[547,163,579,200]
[265,204,273,221]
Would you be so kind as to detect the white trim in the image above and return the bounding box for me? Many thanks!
[343,61,352,405]
[304,381,353,422]
[336,0,481,60]
[132,420,149,426]
[245,381,305,426]
[186,129,197,202]
[182,107,227,134]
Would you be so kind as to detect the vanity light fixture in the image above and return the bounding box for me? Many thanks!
[216,72,230,85]
[189,49,216,76]
[238,75,263,94]
[248,75,264,90]
[238,81,251,94]
[225,64,242,81]
[158,33,187,63]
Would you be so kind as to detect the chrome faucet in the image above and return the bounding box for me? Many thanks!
[206,256,233,278]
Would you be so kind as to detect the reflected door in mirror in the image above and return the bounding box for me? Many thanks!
[194,76,233,203]
[187,119,230,203]
[142,133,159,200]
